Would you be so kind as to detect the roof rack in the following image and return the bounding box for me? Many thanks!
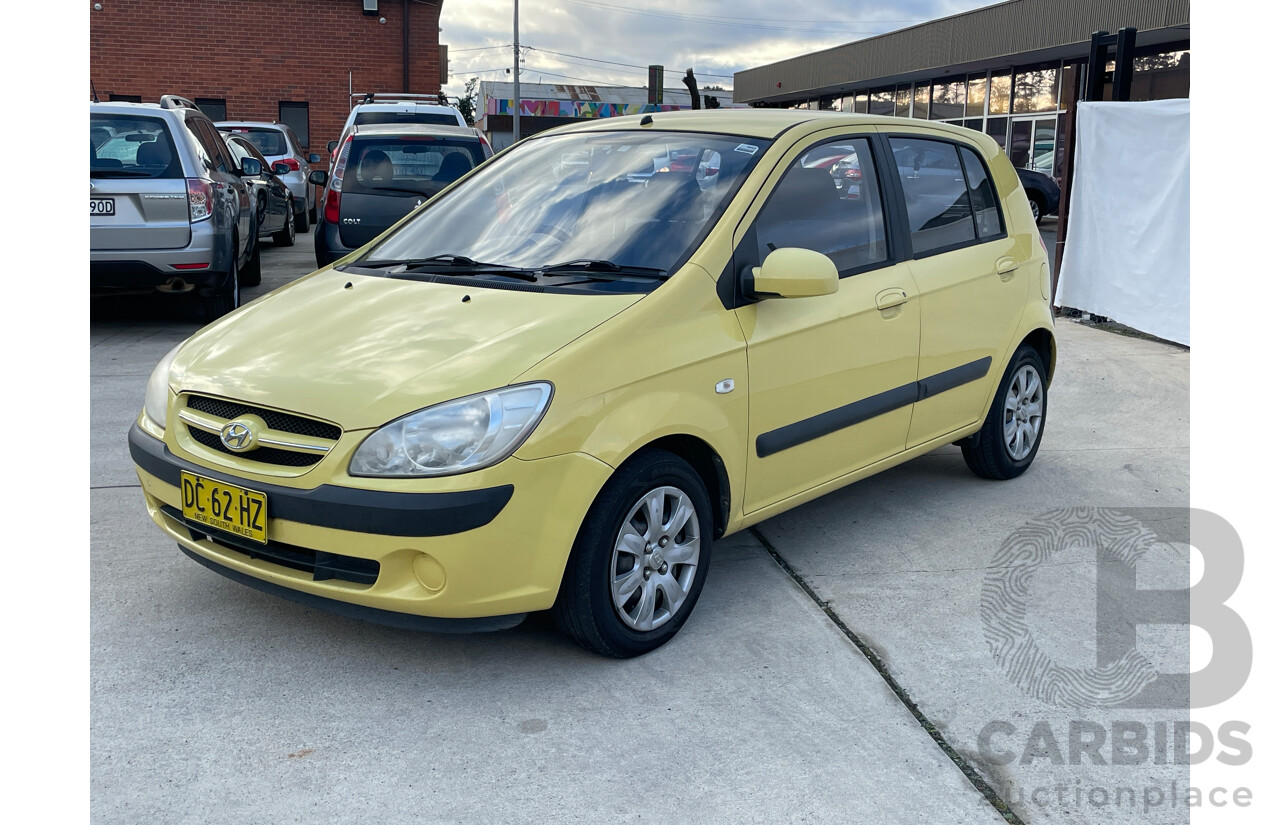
[350,92,451,109]
[159,95,200,111]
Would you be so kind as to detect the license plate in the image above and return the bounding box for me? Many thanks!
[180,471,268,544]
[90,197,115,216]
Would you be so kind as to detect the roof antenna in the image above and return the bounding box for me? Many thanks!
[90,78,100,103]
[640,114,653,126]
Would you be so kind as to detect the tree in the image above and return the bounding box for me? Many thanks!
[456,77,480,126]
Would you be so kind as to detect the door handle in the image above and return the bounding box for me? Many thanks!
[996,257,1019,282]
[876,288,909,311]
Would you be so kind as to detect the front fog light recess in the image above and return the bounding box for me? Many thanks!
[143,345,181,430]
[350,382,553,477]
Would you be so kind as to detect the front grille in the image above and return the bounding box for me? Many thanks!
[163,505,379,585]
[188,426,323,467]
[186,395,342,440]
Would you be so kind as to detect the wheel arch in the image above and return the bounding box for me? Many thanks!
[614,434,731,539]
[1020,326,1057,385]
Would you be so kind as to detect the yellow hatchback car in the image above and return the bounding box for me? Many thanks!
[130,110,1055,657]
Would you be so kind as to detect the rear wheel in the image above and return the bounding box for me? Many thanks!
[553,448,713,657]
[273,197,297,246]
[1028,193,1045,225]
[201,252,240,323]
[961,345,1047,480]
[307,198,317,224]
[294,200,309,232]
[240,232,261,287]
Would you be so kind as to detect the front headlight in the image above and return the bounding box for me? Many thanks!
[143,345,181,430]
[349,382,553,477]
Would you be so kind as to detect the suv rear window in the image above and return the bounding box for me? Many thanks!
[343,137,485,196]
[225,127,288,156]
[354,112,459,127]
[90,114,182,179]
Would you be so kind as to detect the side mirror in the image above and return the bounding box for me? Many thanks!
[747,248,839,299]
[326,140,338,154]
[308,153,321,164]
[308,170,329,187]
[239,157,262,177]
[271,161,292,176]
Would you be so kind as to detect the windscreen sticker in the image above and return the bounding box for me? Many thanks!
[734,143,759,155]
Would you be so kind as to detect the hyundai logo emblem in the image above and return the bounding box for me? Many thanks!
[220,420,256,452]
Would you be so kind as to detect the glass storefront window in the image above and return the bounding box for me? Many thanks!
[963,118,983,132]
[894,85,911,117]
[930,80,965,120]
[1131,50,1190,100]
[989,72,1011,115]
[818,95,836,111]
[985,116,1008,151]
[869,88,894,116]
[912,82,929,119]
[966,74,987,117]
[1013,64,1059,113]
[854,91,869,113]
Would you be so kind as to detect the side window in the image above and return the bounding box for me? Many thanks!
[279,102,310,148]
[224,138,250,166]
[184,119,216,170]
[889,137,976,255]
[959,146,1003,240]
[753,137,888,274]
[198,120,234,172]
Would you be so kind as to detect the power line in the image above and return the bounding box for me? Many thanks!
[449,44,513,53]
[526,46,738,81]
[556,0,919,35]
[559,0,919,26]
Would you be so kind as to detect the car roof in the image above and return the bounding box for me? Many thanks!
[217,121,287,131]
[349,123,479,139]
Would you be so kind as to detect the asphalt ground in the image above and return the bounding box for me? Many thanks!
[91,219,1191,824]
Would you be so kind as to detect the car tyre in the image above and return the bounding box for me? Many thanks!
[240,232,262,288]
[553,448,713,658]
[961,345,1047,480]
[202,251,240,323]
[273,197,297,247]
[294,201,309,233]
[308,201,317,225]
[1028,193,1045,225]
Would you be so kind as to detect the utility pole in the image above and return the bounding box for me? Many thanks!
[512,0,521,143]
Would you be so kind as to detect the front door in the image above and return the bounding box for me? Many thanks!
[736,134,921,513]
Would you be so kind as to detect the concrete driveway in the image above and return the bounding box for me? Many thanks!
[91,230,1189,824]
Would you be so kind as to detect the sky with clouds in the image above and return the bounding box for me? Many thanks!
[438,0,995,98]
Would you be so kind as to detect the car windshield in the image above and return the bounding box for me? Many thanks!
[342,136,486,197]
[224,127,287,156]
[360,130,770,274]
[90,114,182,178]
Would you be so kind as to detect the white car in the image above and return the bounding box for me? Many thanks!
[326,94,470,166]
[217,120,320,231]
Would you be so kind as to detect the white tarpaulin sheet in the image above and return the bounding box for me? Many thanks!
[1055,99,1190,346]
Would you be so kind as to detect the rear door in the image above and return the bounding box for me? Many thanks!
[338,135,485,248]
[90,113,190,251]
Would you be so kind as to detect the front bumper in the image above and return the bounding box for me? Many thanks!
[129,421,613,627]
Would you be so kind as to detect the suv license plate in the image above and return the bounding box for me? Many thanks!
[90,198,115,216]
[180,471,268,544]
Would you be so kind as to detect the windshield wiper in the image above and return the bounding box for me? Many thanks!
[537,259,668,279]
[351,254,539,282]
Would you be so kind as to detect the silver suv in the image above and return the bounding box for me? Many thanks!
[217,120,320,230]
[91,96,257,321]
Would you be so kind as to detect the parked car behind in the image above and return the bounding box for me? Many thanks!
[92,96,258,320]
[1015,167,1061,225]
[217,121,319,230]
[310,123,488,267]
[131,110,1056,658]
[221,131,297,258]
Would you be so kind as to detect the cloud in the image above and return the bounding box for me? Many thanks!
[438,0,994,96]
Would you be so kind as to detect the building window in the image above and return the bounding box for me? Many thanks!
[279,101,310,147]
[912,83,929,119]
[989,72,1011,115]
[894,85,911,117]
[868,88,894,116]
[930,80,965,120]
[195,98,227,121]
[985,117,1009,152]
[109,93,142,102]
[1012,64,1059,113]
[854,91,869,113]
[818,95,837,110]
[966,74,987,117]
[1131,49,1190,100]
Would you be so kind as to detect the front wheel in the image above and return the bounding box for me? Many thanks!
[273,197,297,246]
[553,448,713,657]
[961,345,1047,480]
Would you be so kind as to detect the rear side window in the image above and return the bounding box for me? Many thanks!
[344,137,485,196]
[958,146,1004,240]
[889,137,976,255]
[90,114,182,179]
[752,137,888,274]
[186,118,229,172]
[225,128,288,156]
[355,112,460,127]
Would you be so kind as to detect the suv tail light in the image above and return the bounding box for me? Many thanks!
[186,178,213,222]
[276,157,301,171]
[323,189,342,224]
[323,136,353,224]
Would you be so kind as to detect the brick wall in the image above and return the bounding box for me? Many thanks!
[89,0,443,161]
